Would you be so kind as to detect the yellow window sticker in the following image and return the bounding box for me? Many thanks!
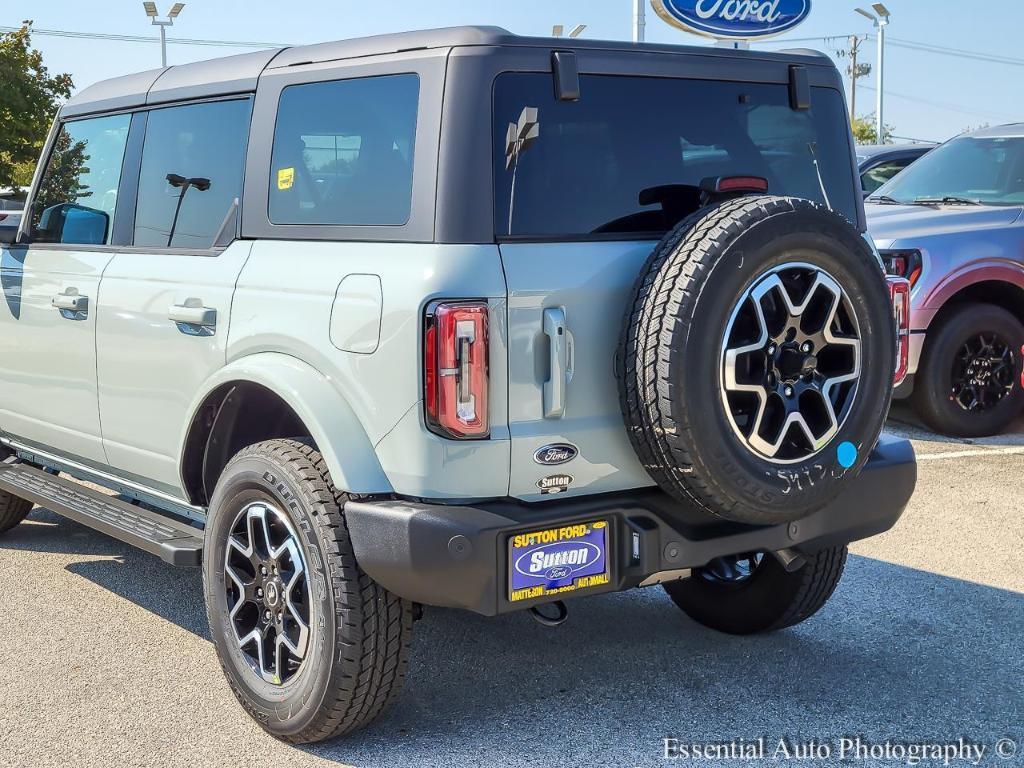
[277,167,294,190]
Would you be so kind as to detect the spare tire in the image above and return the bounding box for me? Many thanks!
[619,196,894,525]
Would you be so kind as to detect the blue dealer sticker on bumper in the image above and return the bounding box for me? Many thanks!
[508,521,610,602]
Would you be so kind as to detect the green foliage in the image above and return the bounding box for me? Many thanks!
[0,22,73,190]
[851,114,894,145]
[34,130,91,215]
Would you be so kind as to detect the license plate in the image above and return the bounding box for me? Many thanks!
[508,520,610,603]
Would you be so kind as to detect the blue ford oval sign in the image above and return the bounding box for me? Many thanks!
[652,0,812,40]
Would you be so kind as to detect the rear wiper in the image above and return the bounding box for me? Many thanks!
[868,194,904,205]
[913,196,981,206]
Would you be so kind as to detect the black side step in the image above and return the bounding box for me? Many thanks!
[0,461,203,566]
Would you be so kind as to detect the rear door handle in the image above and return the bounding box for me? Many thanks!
[543,307,573,419]
[52,288,88,319]
[169,300,216,336]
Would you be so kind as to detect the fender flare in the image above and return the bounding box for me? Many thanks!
[177,352,393,499]
[922,259,1024,311]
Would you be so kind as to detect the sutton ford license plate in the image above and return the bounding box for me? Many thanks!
[508,520,611,603]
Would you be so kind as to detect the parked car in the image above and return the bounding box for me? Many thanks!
[0,209,21,236]
[0,27,915,743]
[867,123,1024,436]
[857,143,934,198]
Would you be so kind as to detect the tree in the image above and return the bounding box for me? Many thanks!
[850,114,894,145]
[0,22,73,190]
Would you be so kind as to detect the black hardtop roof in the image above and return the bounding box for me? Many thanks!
[61,25,832,118]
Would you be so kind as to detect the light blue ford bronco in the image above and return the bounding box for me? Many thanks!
[0,27,915,742]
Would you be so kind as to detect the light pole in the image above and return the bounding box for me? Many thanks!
[855,4,891,143]
[143,2,185,67]
[633,0,646,42]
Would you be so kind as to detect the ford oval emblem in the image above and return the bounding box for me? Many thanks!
[533,443,578,466]
[652,0,812,40]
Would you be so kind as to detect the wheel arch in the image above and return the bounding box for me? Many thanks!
[925,273,1024,333]
[178,352,392,506]
[925,264,1024,329]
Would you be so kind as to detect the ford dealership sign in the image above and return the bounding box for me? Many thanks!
[652,0,812,40]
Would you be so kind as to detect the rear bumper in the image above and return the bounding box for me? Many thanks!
[343,435,916,616]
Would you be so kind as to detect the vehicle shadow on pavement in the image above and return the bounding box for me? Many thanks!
[310,555,1022,767]
[6,508,1021,767]
[1,509,209,640]
[886,403,1024,448]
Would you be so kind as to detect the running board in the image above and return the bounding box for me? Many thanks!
[0,461,203,566]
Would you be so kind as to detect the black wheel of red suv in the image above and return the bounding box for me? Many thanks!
[203,439,413,744]
[664,545,847,634]
[619,196,895,525]
[911,303,1024,437]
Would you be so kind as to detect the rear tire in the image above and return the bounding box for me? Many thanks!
[203,439,413,744]
[0,490,32,534]
[664,546,847,635]
[911,303,1024,437]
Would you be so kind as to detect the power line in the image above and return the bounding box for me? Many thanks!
[0,24,291,49]
[878,35,1024,67]
[859,83,1020,123]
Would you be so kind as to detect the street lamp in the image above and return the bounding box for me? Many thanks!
[855,3,890,143]
[144,2,185,68]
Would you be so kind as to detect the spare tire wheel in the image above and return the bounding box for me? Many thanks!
[619,196,894,525]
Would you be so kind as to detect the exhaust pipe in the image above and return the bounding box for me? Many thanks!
[771,547,807,572]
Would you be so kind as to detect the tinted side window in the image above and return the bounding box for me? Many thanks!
[861,158,912,194]
[269,74,419,226]
[31,114,131,244]
[134,99,251,249]
[493,74,858,237]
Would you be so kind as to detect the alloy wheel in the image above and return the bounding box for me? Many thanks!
[721,262,862,463]
[224,501,311,685]
[951,332,1015,412]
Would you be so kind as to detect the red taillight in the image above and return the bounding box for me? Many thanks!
[424,301,489,439]
[888,276,911,385]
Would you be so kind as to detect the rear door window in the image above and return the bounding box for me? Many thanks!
[133,98,252,249]
[493,73,858,238]
[268,74,420,226]
[31,113,131,244]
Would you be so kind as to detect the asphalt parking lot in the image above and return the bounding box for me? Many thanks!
[2,407,1022,768]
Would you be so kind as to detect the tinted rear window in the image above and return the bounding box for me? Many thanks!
[269,74,419,226]
[493,73,857,238]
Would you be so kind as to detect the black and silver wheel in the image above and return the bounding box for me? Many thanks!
[912,303,1024,437]
[223,501,310,685]
[664,546,847,634]
[722,262,861,463]
[203,439,413,743]
[620,196,895,525]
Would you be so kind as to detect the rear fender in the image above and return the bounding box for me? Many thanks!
[178,352,392,497]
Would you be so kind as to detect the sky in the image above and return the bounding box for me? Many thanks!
[3,0,1019,144]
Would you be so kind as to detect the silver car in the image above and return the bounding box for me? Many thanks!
[867,123,1024,436]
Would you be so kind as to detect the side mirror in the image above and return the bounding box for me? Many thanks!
[36,203,109,245]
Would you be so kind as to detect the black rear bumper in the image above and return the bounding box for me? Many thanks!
[343,435,916,616]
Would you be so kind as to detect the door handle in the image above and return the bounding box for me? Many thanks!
[542,307,573,419]
[169,300,216,336]
[52,288,88,319]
